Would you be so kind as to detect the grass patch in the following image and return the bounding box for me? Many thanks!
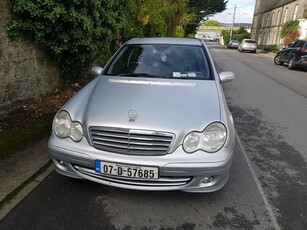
[0,114,54,154]
[0,83,84,155]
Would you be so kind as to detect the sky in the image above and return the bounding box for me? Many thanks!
[209,0,256,24]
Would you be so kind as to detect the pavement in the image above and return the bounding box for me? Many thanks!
[0,136,54,219]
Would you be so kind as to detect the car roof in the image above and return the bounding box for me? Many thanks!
[126,37,203,46]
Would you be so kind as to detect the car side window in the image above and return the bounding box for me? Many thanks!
[298,41,304,48]
[287,41,295,48]
[291,41,300,48]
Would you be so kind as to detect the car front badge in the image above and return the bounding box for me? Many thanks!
[128,109,137,122]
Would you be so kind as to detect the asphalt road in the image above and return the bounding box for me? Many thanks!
[1,43,307,230]
[208,42,307,230]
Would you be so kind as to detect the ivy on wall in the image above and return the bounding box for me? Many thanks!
[7,0,131,83]
[280,20,300,45]
[6,0,228,83]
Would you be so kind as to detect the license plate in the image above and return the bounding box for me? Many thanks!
[95,161,159,179]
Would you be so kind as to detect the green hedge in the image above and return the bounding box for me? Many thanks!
[262,45,278,53]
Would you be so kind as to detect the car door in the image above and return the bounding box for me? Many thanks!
[279,42,293,61]
[282,41,300,62]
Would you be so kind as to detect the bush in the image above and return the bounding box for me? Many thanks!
[222,27,250,45]
[262,45,278,53]
[7,0,131,83]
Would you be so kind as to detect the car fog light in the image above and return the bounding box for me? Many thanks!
[201,176,214,184]
[57,159,66,167]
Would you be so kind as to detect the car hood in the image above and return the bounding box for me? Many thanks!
[66,76,221,135]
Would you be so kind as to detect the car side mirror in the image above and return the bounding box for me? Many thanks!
[91,67,104,76]
[219,71,235,83]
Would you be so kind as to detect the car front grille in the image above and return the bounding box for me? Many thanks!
[73,165,192,187]
[89,127,174,156]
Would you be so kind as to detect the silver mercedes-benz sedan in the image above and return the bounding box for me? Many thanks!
[48,37,236,193]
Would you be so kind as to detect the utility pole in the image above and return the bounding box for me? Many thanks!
[230,5,237,41]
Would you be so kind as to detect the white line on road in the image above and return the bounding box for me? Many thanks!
[236,134,281,230]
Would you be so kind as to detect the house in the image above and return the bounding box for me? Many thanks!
[251,0,307,46]
[195,23,252,45]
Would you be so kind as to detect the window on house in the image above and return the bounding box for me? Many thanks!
[293,5,298,20]
[271,12,275,26]
[267,34,271,45]
[266,14,270,27]
[276,10,281,25]
[273,31,276,44]
[283,8,288,23]
[262,15,266,27]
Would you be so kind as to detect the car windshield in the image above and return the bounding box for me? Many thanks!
[105,44,211,80]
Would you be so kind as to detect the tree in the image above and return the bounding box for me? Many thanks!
[202,20,221,27]
[133,0,188,37]
[222,27,250,45]
[184,0,227,35]
[164,0,189,37]
[125,0,167,38]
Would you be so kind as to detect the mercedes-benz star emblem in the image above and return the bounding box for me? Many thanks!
[128,109,137,122]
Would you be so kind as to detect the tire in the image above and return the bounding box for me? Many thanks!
[274,54,284,65]
[288,57,296,70]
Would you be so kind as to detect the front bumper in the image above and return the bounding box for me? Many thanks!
[48,135,235,193]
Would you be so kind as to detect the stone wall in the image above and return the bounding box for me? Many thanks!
[0,0,59,117]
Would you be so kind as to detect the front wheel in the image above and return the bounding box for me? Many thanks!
[288,57,296,70]
[274,54,284,65]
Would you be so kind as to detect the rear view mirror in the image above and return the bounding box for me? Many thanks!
[91,67,104,76]
[219,71,235,83]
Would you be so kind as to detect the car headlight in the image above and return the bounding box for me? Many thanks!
[183,122,227,153]
[53,111,83,142]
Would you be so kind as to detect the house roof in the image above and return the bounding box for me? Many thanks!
[263,0,296,12]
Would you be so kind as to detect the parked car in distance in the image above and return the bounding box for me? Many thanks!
[238,39,257,53]
[274,39,307,70]
[209,37,220,42]
[48,37,236,193]
[227,40,240,49]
